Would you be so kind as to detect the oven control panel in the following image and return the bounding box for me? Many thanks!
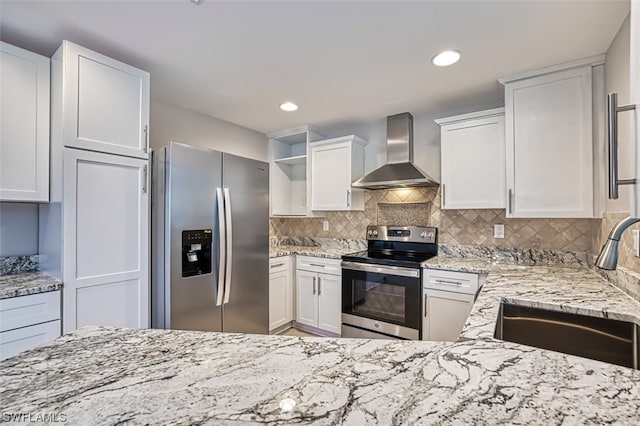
[366,225,437,243]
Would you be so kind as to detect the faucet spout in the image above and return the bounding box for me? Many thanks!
[595,216,640,270]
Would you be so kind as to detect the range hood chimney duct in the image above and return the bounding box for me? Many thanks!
[351,112,439,189]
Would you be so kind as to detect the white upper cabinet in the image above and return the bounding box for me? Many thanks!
[0,42,50,202]
[632,0,640,217]
[500,59,603,218]
[268,125,326,217]
[311,135,367,211]
[436,108,505,210]
[54,41,150,159]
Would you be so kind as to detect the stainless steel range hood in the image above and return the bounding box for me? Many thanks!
[351,112,439,189]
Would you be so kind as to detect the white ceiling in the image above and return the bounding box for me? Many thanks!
[0,0,630,134]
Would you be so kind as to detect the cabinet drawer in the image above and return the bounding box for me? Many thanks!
[0,320,61,360]
[296,256,341,275]
[423,269,479,295]
[269,257,290,274]
[0,291,61,333]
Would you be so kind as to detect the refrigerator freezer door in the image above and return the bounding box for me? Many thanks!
[222,153,269,334]
[167,142,223,331]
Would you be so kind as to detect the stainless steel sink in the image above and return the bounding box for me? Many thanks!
[494,302,639,370]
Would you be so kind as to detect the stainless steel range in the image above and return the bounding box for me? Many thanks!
[341,225,437,340]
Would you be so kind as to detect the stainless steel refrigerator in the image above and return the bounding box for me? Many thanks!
[152,141,269,334]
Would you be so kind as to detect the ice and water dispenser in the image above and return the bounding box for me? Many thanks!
[181,229,213,277]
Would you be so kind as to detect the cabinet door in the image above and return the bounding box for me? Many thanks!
[0,42,50,202]
[63,148,149,333]
[440,114,505,209]
[505,66,593,218]
[632,0,640,217]
[317,273,341,334]
[295,270,318,327]
[269,270,290,331]
[423,289,473,341]
[0,320,60,361]
[60,41,150,159]
[311,143,351,210]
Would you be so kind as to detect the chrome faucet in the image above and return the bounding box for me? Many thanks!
[595,216,640,270]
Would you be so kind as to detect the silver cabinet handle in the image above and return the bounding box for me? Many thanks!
[142,165,148,193]
[270,262,285,268]
[442,183,445,208]
[424,293,428,317]
[607,92,637,199]
[508,189,513,214]
[312,276,316,295]
[317,276,322,295]
[309,263,326,268]
[347,189,351,207]
[223,188,233,304]
[215,188,225,306]
[144,124,149,153]
[435,279,463,286]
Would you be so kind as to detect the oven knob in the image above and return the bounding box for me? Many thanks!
[367,230,373,237]
[420,231,426,238]
[372,230,378,236]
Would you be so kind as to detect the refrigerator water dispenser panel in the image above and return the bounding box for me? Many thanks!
[182,229,213,277]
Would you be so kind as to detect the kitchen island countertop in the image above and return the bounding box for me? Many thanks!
[2,257,640,424]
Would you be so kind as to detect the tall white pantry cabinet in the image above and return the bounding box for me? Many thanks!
[40,41,150,333]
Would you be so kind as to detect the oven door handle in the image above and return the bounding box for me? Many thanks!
[340,261,420,278]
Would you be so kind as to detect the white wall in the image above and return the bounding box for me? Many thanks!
[150,100,268,161]
[604,15,632,213]
[0,203,39,257]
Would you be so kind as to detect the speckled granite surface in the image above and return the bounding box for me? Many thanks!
[270,237,366,259]
[0,255,62,299]
[2,257,640,424]
[0,272,63,299]
[0,255,39,276]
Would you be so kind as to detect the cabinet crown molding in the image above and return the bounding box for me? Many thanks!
[310,134,369,147]
[434,107,505,126]
[498,54,605,85]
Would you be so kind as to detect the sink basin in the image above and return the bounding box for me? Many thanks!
[494,302,639,370]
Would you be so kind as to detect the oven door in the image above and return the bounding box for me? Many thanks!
[341,261,421,339]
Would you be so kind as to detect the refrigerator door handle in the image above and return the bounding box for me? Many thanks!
[223,188,233,304]
[216,188,226,306]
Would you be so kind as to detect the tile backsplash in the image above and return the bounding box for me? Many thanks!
[270,187,600,253]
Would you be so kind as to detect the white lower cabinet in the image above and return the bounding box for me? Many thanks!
[422,289,474,341]
[269,257,293,332]
[295,256,341,335]
[0,291,61,360]
[422,269,482,341]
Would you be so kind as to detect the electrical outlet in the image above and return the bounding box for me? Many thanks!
[494,224,505,239]
[322,220,329,231]
[633,230,640,257]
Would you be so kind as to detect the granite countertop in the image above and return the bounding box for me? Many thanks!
[2,259,640,424]
[0,272,63,299]
[270,245,360,260]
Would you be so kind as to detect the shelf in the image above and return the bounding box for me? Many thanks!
[274,155,307,166]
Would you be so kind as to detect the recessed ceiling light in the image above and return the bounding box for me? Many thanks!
[280,102,298,112]
[432,50,461,67]
[190,0,204,5]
